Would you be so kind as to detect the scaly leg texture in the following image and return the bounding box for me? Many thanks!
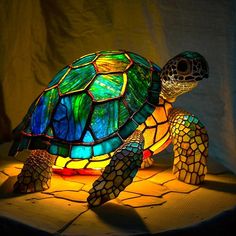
[14,150,56,193]
[87,130,144,207]
[168,108,208,185]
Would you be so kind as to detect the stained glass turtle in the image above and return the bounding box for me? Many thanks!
[9,50,209,207]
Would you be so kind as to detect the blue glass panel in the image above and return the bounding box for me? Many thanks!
[53,93,92,141]
[31,89,59,135]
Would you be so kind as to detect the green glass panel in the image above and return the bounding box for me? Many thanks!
[118,119,138,139]
[72,53,97,67]
[46,126,54,137]
[125,64,151,112]
[95,53,130,73]
[53,93,92,141]
[48,66,70,88]
[58,145,70,157]
[71,145,92,159]
[59,64,96,94]
[89,74,123,101]
[99,50,122,54]
[118,101,130,127]
[91,100,119,139]
[31,88,59,135]
[93,136,122,156]
[128,52,150,68]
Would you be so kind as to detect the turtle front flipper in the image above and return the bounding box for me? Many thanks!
[14,150,56,193]
[168,108,208,185]
[87,130,144,207]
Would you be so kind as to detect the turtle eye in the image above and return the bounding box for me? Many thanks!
[177,59,190,74]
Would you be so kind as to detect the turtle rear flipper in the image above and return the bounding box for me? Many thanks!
[87,130,144,207]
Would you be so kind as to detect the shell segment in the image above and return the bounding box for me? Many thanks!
[9,50,162,164]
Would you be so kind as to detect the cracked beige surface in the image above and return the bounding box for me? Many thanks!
[0,143,236,235]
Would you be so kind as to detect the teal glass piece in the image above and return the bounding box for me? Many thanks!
[48,142,70,157]
[89,74,124,101]
[152,63,161,72]
[91,100,119,139]
[72,53,97,67]
[118,119,138,139]
[118,101,130,127]
[128,52,150,68]
[48,66,70,88]
[59,64,96,94]
[93,136,122,156]
[133,103,155,124]
[31,88,59,135]
[71,145,92,159]
[49,144,58,155]
[125,64,151,112]
[53,93,92,141]
[83,130,94,143]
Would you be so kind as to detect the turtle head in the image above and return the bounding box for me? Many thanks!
[160,51,209,102]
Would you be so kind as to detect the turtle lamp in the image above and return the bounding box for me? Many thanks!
[9,50,208,207]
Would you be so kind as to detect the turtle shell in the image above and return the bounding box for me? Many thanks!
[9,50,161,159]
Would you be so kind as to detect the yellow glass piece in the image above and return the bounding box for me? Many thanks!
[66,160,89,169]
[90,153,110,161]
[155,122,169,142]
[194,163,200,172]
[145,115,157,126]
[183,127,190,133]
[189,164,194,172]
[199,164,204,175]
[199,144,205,152]
[195,136,202,144]
[152,107,167,123]
[194,151,202,162]
[180,169,187,179]
[121,73,128,96]
[151,132,170,153]
[95,54,130,73]
[87,159,110,169]
[185,173,191,183]
[181,142,190,149]
[179,125,185,131]
[143,128,156,148]
[191,173,197,184]
[180,155,187,162]
[55,156,71,168]
[137,123,145,131]
[164,102,173,114]
[182,163,188,170]
[191,143,198,150]
[183,134,190,142]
